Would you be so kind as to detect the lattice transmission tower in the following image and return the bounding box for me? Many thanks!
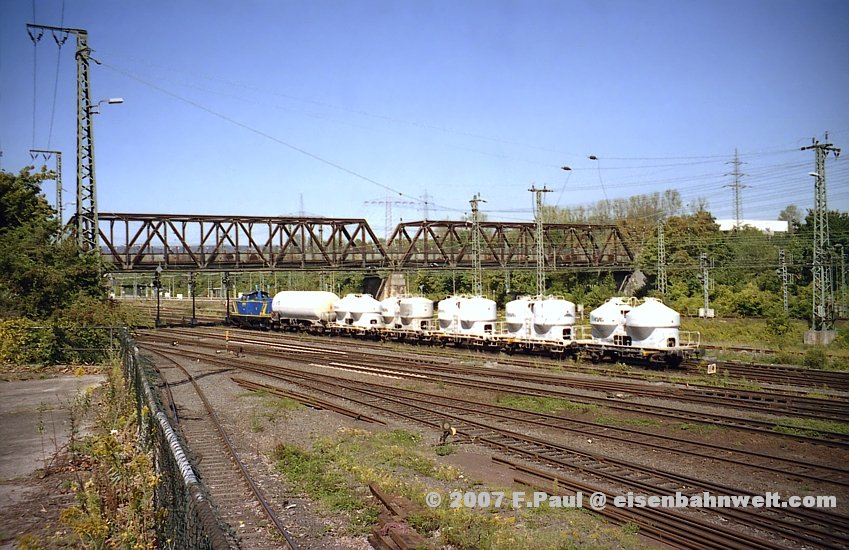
[724,148,747,229]
[364,192,414,241]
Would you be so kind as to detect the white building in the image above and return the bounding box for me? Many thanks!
[716,219,789,234]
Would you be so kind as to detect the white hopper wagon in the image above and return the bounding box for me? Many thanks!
[625,297,681,349]
[271,291,339,325]
[334,294,384,328]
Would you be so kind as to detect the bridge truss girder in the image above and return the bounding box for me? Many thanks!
[94,214,634,272]
[96,213,387,271]
[387,220,633,270]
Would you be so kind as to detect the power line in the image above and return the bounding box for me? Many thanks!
[47,0,68,148]
[102,61,463,215]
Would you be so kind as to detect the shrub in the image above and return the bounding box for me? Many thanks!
[0,318,54,364]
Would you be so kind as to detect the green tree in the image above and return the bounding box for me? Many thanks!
[0,169,105,319]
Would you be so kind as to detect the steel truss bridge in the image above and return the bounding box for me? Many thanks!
[94,213,634,273]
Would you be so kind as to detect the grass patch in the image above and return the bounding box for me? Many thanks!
[805,389,833,400]
[238,389,272,398]
[266,396,302,412]
[244,391,302,432]
[371,429,457,481]
[272,444,379,531]
[773,418,849,437]
[497,394,599,415]
[434,444,456,456]
[594,415,661,428]
[381,428,421,446]
[273,427,642,548]
[691,372,765,392]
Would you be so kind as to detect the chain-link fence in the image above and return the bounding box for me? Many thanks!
[118,329,235,549]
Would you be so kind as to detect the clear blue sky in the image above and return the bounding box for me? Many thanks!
[2,0,848,236]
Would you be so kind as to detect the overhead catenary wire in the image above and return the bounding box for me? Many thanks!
[46,0,67,149]
[101,61,464,215]
[97,54,847,180]
[29,0,40,149]
[86,57,847,225]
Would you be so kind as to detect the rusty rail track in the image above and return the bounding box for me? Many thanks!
[139,339,849,549]
[142,329,849,448]
[146,349,298,549]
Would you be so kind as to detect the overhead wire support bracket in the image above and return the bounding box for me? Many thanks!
[529,185,553,298]
[802,135,841,334]
[469,194,486,296]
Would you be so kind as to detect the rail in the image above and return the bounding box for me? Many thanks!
[118,329,234,549]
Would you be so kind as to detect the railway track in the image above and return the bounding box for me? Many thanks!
[145,328,849,447]
[139,339,849,549]
[206,325,849,393]
[695,359,849,392]
[146,349,298,549]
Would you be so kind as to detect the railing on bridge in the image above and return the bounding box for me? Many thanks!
[94,213,633,272]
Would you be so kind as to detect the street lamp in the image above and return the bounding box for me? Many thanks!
[88,97,124,115]
[223,272,231,324]
[153,265,163,328]
[189,272,197,327]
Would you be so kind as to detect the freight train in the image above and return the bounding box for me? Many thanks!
[228,290,702,367]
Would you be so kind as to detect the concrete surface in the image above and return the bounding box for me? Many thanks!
[0,375,105,482]
[0,374,105,548]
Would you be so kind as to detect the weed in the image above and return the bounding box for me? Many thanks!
[238,389,271,398]
[803,347,829,369]
[267,396,302,412]
[36,402,50,470]
[622,522,640,535]
[825,356,849,371]
[58,358,158,549]
[434,444,456,456]
[382,429,421,446]
[250,411,265,433]
[497,394,599,414]
[14,533,42,549]
[805,388,832,400]
[773,418,849,437]
[272,443,378,532]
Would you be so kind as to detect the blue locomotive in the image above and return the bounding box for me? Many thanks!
[230,289,273,328]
